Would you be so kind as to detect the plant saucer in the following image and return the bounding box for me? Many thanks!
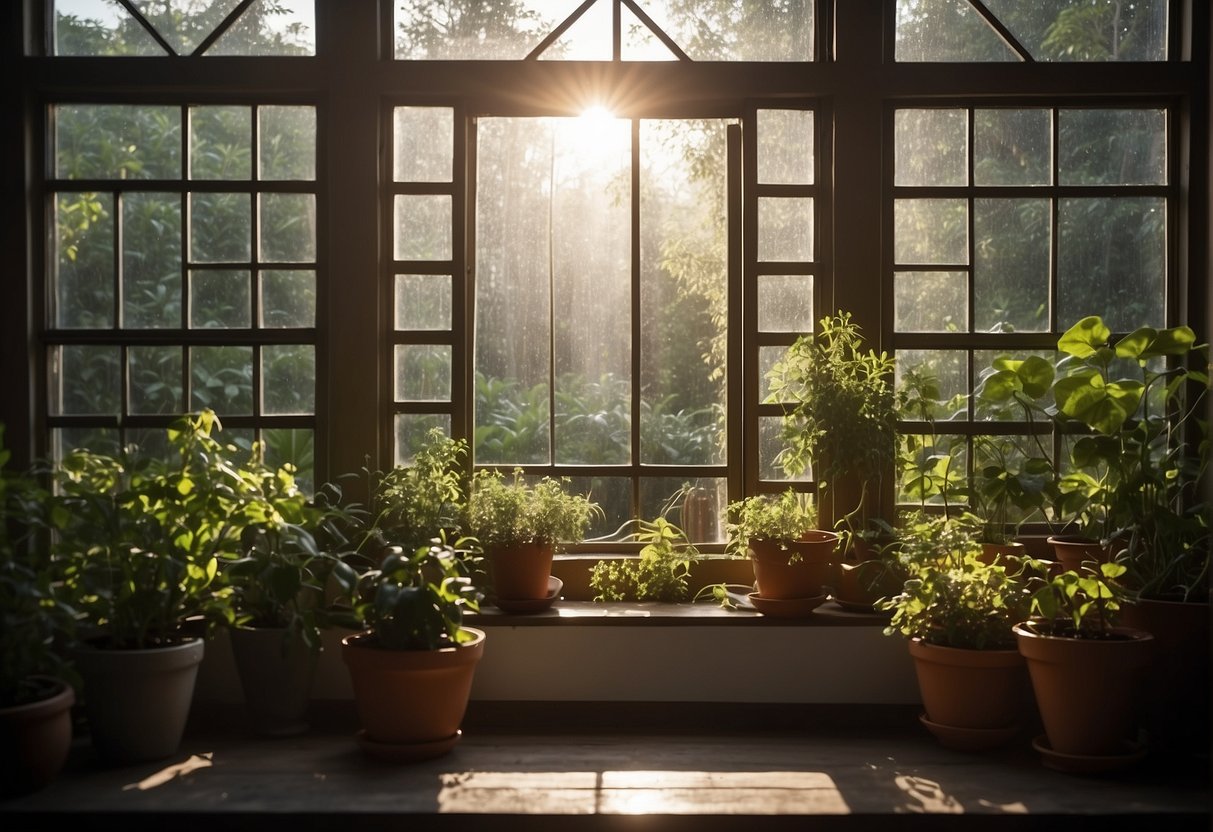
[919,714,1021,752]
[495,576,563,614]
[356,729,461,763]
[747,592,825,618]
[1032,733,1147,775]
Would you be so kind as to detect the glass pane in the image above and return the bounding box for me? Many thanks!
[536,0,611,61]
[263,428,315,493]
[982,0,1167,62]
[206,0,316,56]
[259,193,316,262]
[1059,109,1166,186]
[261,270,315,328]
[894,109,967,187]
[1057,197,1165,330]
[760,415,810,481]
[395,0,552,59]
[55,104,180,179]
[895,0,1020,62]
[51,345,120,415]
[758,110,813,185]
[395,414,451,466]
[758,275,813,333]
[259,106,316,181]
[53,0,167,56]
[758,346,786,400]
[638,477,727,544]
[634,0,814,61]
[395,344,452,402]
[394,195,452,261]
[191,270,251,328]
[262,344,315,415]
[53,427,121,462]
[974,199,1050,334]
[395,274,452,330]
[567,476,630,541]
[640,119,728,467]
[894,199,967,265]
[128,345,183,415]
[621,3,677,61]
[974,109,1051,186]
[129,0,243,55]
[191,345,254,415]
[974,348,1057,421]
[394,107,453,183]
[123,192,182,328]
[189,106,251,180]
[897,433,967,506]
[191,193,251,263]
[758,197,813,262]
[894,271,966,333]
[894,349,968,422]
[54,192,114,329]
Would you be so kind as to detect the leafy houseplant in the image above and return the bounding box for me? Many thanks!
[466,467,600,605]
[590,516,701,603]
[879,511,1033,750]
[725,488,836,607]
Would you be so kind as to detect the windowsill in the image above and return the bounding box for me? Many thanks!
[468,599,891,626]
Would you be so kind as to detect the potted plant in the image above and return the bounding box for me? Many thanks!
[724,488,836,615]
[334,537,485,763]
[590,516,701,603]
[0,426,77,795]
[50,410,243,764]
[220,463,361,737]
[878,511,1033,751]
[1014,560,1153,770]
[466,467,600,609]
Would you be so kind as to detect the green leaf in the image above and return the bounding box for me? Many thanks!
[1058,316,1111,358]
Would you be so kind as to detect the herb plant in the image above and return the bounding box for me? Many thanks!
[590,517,700,602]
[1023,561,1134,639]
[466,468,600,550]
[363,428,470,552]
[724,488,817,557]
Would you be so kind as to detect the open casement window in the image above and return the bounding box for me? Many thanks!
[390,103,822,549]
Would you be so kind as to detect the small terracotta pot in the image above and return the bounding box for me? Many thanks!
[979,540,1026,566]
[908,639,1030,736]
[749,531,838,600]
[1046,536,1111,573]
[1014,622,1153,757]
[830,559,903,612]
[489,542,555,601]
[0,678,75,797]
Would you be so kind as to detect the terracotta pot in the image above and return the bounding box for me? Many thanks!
[230,626,318,737]
[979,540,1026,566]
[749,531,838,600]
[1047,536,1110,573]
[489,542,555,601]
[1119,597,1210,754]
[72,637,204,764]
[1014,622,1153,757]
[341,627,485,760]
[0,678,75,797]
[908,639,1030,749]
[830,559,902,613]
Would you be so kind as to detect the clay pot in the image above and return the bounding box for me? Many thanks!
[229,626,318,737]
[489,542,555,602]
[830,559,903,613]
[749,531,838,600]
[1047,536,1110,573]
[908,639,1030,750]
[1014,622,1153,757]
[979,540,1026,566]
[0,678,75,797]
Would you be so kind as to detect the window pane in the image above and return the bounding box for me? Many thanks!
[128,345,183,415]
[191,270,251,328]
[395,344,452,402]
[981,0,1167,62]
[758,346,786,400]
[1059,109,1166,186]
[760,415,810,481]
[394,195,452,261]
[567,476,630,541]
[973,349,1057,421]
[758,197,813,262]
[894,109,966,187]
[259,193,316,262]
[51,345,120,415]
[123,192,182,328]
[53,0,167,56]
[395,0,552,59]
[206,0,316,56]
[640,119,728,467]
[189,106,251,180]
[263,428,315,493]
[54,192,114,329]
[259,106,316,181]
[631,0,814,61]
[898,433,967,506]
[261,270,315,328]
[894,271,966,333]
[974,109,1051,186]
[894,350,968,422]
[395,414,451,466]
[894,199,967,265]
[55,104,181,179]
[974,198,1050,333]
[758,110,813,185]
[394,107,453,183]
[1057,197,1165,330]
[191,345,254,415]
[396,274,452,330]
[638,478,727,544]
[191,192,251,263]
[53,428,121,462]
[895,0,1020,62]
[263,344,315,414]
[758,275,813,333]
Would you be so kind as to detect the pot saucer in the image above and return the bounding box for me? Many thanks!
[747,592,825,618]
[919,713,1021,752]
[495,576,563,614]
[356,729,461,763]
[1032,734,1147,774]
